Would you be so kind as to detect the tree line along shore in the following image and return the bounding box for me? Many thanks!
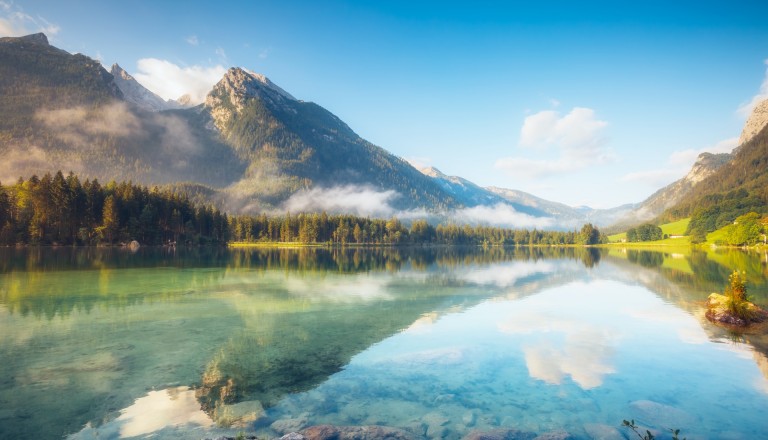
[0,171,606,247]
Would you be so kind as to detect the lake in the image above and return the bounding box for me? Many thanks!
[1,246,767,439]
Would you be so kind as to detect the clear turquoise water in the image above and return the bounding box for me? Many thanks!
[1,247,767,439]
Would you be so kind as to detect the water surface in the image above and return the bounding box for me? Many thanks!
[1,247,767,439]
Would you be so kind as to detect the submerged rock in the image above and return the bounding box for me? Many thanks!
[533,430,573,440]
[272,415,311,434]
[213,400,265,427]
[462,428,536,440]
[299,424,414,440]
[629,400,696,428]
[582,423,625,440]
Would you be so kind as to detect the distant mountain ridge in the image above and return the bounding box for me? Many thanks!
[1,32,760,229]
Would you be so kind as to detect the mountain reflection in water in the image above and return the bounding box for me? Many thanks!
[0,246,767,439]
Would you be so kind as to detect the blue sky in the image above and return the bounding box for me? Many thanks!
[2,0,768,208]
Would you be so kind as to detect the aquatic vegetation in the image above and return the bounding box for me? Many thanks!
[706,270,767,326]
[622,419,685,440]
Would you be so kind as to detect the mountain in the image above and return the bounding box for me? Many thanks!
[661,118,768,230]
[202,67,461,211]
[11,32,749,228]
[0,34,245,188]
[418,167,640,228]
[611,99,768,231]
[0,35,460,214]
[739,99,768,146]
[0,32,122,136]
[110,63,179,112]
[418,166,538,211]
[491,186,642,228]
[606,152,732,231]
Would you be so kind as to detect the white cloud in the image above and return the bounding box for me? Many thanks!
[185,35,198,46]
[285,274,392,303]
[738,59,768,118]
[522,329,616,389]
[0,2,59,37]
[519,107,607,150]
[215,46,227,61]
[281,185,400,217]
[71,387,213,438]
[496,107,613,178]
[457,260,555,288]
[620,168,683,187]
[453,203,554,229]
[258,48,272,59]
[133,58,226,104]
[620,137,737,187]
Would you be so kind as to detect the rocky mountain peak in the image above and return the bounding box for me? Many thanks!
[110,63,175,112]
[18,32,49,45]
[210,67,296,105]
[205,67,298,132]
[683,152,732,185]
[419,166,447,179]
[739,99,768,146]
[175,94,192,107]
[110,63,133,81]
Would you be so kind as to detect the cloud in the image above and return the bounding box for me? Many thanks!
[258,48,272,59]
[285,273,392,303]
[133,58,226,104]
[0,1,59,37]
[495,107,613,178]
[71,387,212,438]
[497,285,622,390]
[281,185,400,217]
[522,329,616,389]
[215,47,227,61]
[255,184,553,229]
[453,203,554,229]
[519,107,607,150]
[457,260,555,288]
[620,137,737,187]
[620,168,685,187]
[185,35,198,46]
[0,145,83,183]
[35,102,205,172]
[738,59,768,118]
[36,102,142,145]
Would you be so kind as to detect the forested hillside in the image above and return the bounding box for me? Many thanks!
[0,171,228,246]
[661,124,768,241]
[0,172,604,247]
[205,68,459,211]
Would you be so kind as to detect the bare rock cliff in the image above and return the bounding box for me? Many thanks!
[739,98,768,146]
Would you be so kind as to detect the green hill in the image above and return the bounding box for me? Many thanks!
[660,123,768,241]
[608,218,691,245]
